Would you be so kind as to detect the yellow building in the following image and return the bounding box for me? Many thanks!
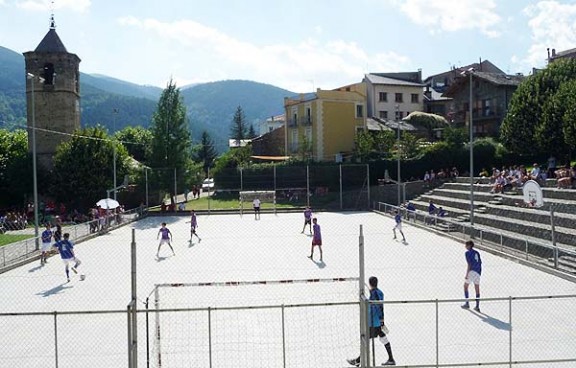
[284,83,366,162]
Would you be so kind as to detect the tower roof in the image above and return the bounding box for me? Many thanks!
[35,28,68,53]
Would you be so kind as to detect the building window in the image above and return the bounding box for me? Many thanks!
[411,93,419,103]
[356,104,364,118]
[395,93,403,103]
[482,99,491,116]
[379,111,388,119]
[395,111,404,120]
[378,92,387,102]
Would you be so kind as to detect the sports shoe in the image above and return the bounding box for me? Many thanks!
[346,358,360,367]
[474,306,481,312]
[382,359,396,366]
[461,303,470,309]
[71,267,78,274]
[198,238,202,243]
[307,255,313,259]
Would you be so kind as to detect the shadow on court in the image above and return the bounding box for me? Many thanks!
[37,283,73,297]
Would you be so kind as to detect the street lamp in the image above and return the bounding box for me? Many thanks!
[26,73,40,249]
[461,68,475,226]
[112,108,119,200]
[396,104,401,206]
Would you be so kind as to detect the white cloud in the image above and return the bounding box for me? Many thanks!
[117,16,411,92]
[16,0,90,12]
[392,0,502,37]
[521,1,576,69]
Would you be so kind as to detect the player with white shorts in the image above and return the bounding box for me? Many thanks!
[462,240,482,312]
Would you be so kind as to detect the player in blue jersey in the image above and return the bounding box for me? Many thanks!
[461,240,482,312]
[52,233,81,282]
[392,210,406,242]
[307,218,323,262]
[186,210,202,243]
[301,206,313,234]
[40,223,53,265]
[347,276,396,366]
[157,222,175,257]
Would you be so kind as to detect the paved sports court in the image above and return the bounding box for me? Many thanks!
[0,211,574,367]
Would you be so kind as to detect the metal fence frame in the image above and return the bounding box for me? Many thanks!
[0,206,148,270]
[374,202,576,276]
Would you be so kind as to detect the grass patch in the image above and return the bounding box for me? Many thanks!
[0,234,34,247]
[149,191,341,212]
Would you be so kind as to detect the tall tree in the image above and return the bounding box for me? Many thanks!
[115,126,153,163]
[193,131,218,177]
[0,129,37,206]
[51,126,130,210]
[230,105,248,144]
[501,58,576,157]
[247,124,257,139]
[149,80,192,204]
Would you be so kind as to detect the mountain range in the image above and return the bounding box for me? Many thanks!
[0,45,295,153]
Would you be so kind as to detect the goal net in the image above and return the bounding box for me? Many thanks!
[149,277,360,368]
[239,190,276,215]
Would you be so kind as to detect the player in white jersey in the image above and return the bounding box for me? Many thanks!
[252,197,261,220]
[156,222,175,257]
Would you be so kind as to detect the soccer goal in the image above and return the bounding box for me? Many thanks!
[239,190,276,215]
[148,277,360,368]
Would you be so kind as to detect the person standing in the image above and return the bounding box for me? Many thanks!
[301,206,313,234]
[392,210,406,242]
[187,210,202,243]
[461,240,482,312]
[52,233,81,282]
[40,223,53,265]
[252,197,261,220]
[156,222,175,257]
[307,218,323,262]
[347,276,396,366]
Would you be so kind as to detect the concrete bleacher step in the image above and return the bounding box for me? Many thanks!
[488,200,503,205]
[545,256,576,274]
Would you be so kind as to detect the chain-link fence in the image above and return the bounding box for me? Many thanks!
[210,164,371,211]
[375,202,576,277]
[2,210,576,367]
[0,206,146,270]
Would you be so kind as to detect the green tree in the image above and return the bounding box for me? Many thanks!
[501,58,576,157]
[399,132,423,159]
[50,126,130,209]
[373,129,396,158]
[149,80,192,204]
[115,126,153,163]
[403,111,448,141]
[0,129,37,206]
[230,105,248,144]
[354,130,374,162]
[248,124,257,139]
[442,127,467,149]
[560,79,576,155]
[193,131,218,177]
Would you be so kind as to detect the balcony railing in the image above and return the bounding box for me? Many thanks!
[287,119,298,128]
[299,116,313,125]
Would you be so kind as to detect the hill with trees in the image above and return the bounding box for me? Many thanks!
[0,45,295,152]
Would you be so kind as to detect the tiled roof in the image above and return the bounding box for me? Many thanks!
[35,28,68,53]
[364,74,425,87]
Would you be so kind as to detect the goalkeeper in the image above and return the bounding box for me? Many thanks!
[347,276,396,366]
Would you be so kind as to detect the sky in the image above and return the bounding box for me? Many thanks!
[1,0,576,92]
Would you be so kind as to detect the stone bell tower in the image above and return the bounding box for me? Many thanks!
[23,15,81,168]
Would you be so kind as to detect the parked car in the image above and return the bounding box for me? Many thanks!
[202,178,215,192]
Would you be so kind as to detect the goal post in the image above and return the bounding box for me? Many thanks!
[150,277,360,367]
[239,190,276,215]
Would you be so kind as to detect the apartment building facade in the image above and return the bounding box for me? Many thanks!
[284,83,366,162]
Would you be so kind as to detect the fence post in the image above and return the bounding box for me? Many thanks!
[508,296,513,368]
[306,165,310,207]
[128,303,133,368]
[54,311,59,368]
[146,298,150,368]
[435,299,439,368]
[339,164,343,210]
[154,287,161,368]
[359,225,368,367]
[130,229,138,368]
[550,205,558,268]
[366,164,371,209]
[281,304,286,368]
[208,307,213,368]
